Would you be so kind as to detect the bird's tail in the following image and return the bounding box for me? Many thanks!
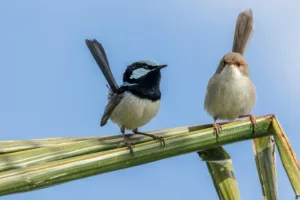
[232,9,254,55]
[85,39,119,95]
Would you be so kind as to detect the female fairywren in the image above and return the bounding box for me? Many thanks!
[204,9,257,137]
[85,39,167,153]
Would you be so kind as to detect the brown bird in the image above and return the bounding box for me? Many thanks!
[204,9,257,137]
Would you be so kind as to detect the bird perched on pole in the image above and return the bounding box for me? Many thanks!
[204,9,257,137]
[85,39,167,153]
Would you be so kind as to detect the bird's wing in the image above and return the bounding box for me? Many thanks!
[100,92,124,126]
[204,75,218,110]
[85,39,119,93]
[232,9,254,55]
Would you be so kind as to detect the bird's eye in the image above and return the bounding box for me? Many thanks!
[223,60,227,65]
[236,62,241,67]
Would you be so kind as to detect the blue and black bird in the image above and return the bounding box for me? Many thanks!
[85,39,167,153]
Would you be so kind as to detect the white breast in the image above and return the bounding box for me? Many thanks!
[204,65,256,120]
[109,92,160,130]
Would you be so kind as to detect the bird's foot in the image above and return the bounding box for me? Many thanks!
[213,122,222,138]
[238,114,257,134]
[124,140,135,155]
[133,130,165,147]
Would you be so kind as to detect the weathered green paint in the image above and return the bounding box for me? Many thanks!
[272,117,300,198]
[0,115,273,196]
[0,125,213,154]
[0,125,212,171]
[253,136,278,200]
[199,147,240,200]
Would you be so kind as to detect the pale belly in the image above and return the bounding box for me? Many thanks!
[204,67,256,121]
[110,92,160,130]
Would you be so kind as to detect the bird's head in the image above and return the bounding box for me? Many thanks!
[216,52,250,77]
[123,60,167,86]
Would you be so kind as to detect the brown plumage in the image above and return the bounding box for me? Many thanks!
[204,9,257,137]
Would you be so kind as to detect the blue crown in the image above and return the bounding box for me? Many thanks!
[136,60,159,66]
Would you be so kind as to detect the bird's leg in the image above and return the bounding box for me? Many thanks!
[121,126,135,154]
[132,129,165,147]
[238,114,257,134]
[213,117,222,138]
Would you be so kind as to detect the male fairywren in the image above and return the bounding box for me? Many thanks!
[85,39,167,153]
[204,9,257,137]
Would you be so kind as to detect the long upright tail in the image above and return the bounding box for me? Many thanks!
[85,39,119,94]
[232,9,254,55]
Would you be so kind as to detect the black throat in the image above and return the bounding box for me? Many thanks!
[118,72,162,101]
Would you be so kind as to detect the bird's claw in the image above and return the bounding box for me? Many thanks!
[213,123,222,138]
[155,136,166,147]
[249,114,258,130]
[238,114,257,134]
[133,130,165,147]
[124,141,135,155]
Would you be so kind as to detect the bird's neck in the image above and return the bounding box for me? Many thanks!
[120,82,161,101]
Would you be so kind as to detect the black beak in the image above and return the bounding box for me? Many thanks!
[155,64,168,70]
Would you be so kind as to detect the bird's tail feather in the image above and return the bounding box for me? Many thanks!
[232,9,254,55]
[85,39,119,94]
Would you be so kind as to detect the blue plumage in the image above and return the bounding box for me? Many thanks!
[130,68,152,79]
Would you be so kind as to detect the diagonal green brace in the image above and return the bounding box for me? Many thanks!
[198,147,241,200]
[253,136,278,200]
[272,116,300,198]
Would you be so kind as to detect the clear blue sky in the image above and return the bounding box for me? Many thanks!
[0,0,299,199]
